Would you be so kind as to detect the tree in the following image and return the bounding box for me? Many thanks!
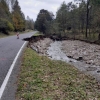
[56,2,68,33]
[0,0,12,21]
[77,1,86,33]
[85,0,91,38]
[12,0,25,31]
[0,0,14,34]
[91,0,100,6]
[0,18,14,34]
[75,0,100,38]
[26,16,34,30]
[56,1,78,37]
[35,9,53,34]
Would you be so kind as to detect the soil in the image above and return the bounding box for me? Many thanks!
[31,38,100,66]
[31,38,100,82]
[30,38,53,55]
[61,40,100,66]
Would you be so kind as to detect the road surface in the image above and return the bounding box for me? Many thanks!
[0,31,36,100]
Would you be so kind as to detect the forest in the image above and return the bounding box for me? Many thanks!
[0,0,34,35]
[35,0,100,41]
[1,0,100,40]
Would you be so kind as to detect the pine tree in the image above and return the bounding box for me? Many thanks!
[12,0,25,31]
[0,0,14,34]
[35,9,53,34]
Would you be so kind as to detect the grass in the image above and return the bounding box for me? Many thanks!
[0,32,10,38]
[16,48,100,100]
[66,32,99,42]
[33,32,44,36]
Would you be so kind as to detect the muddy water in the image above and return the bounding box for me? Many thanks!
[47,41,100,82]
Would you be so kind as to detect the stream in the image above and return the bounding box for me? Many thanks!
[47,41,100,82]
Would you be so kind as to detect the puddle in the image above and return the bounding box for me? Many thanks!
[47,41,100,82]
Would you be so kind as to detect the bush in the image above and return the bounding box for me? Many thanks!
[7,21,14,31]
[0,18,14,34]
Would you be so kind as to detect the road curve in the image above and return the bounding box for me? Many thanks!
[0,31,36,99]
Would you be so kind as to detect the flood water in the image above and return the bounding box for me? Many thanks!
[47,41,100,82]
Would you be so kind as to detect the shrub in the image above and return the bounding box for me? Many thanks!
[0,18,14,34]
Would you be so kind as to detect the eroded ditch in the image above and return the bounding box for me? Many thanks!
[23,36,100,82]
[46,41,100,82]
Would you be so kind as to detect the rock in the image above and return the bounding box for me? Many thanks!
[61,40,100,66]
[97,70,100,73]
[77,57,83,61]
[68,55,72,58]
[86,67,97,71]
[31,38,53,55]
[69,60,73,62]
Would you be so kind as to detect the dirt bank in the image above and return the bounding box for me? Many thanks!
[61,40,100,66]
[31,38,53,55]
[30,38,100,81]
[31,38,100,66]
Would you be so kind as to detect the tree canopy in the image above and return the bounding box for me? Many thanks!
[0,0,34,34]
[35,9,53,34]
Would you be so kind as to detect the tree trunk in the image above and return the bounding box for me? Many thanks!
[86,0,90,38]
[98,33,100,40]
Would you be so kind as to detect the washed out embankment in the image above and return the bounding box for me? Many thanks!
[23,35,100,82]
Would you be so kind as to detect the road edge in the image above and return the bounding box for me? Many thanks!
[0,41,28,99]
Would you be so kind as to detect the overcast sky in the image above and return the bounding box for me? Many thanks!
[18,0,73,21]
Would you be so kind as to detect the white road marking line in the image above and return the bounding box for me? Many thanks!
[0,41,27,99]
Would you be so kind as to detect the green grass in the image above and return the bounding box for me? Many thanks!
[0,32,9,38]
[16,48,100,100]
[66,31,99,42]
[33,32,44,36]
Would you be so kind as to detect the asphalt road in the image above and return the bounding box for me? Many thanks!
[0,31,36,100]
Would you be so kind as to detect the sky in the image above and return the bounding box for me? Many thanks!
[18,0,73,21]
